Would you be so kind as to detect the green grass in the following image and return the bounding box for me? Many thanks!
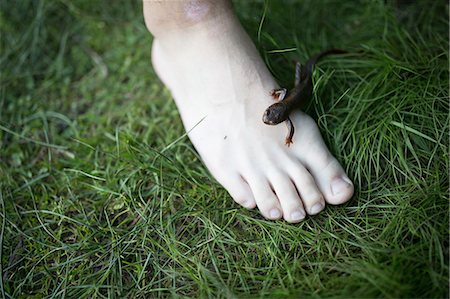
[0,0,448,298]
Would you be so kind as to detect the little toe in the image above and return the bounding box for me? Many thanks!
[246,175,283,220]
[269,171,306,223]
[214,171,256,209]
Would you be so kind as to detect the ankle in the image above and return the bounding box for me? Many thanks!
[143,0,233,38]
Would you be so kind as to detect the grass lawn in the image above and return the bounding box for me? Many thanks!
[1,0,448,298]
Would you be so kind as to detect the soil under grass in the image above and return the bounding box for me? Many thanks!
[1,0,448,298]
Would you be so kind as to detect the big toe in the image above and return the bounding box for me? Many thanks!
[328,173,354,204]
[300,147,354,205]
[318,159,354,205]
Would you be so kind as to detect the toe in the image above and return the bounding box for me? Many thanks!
[299,143,354,205]
[286,164,326,215]
[214,171,256,209]
[246,174,283,220]
[268,171,306,223]
[322,161,354,205]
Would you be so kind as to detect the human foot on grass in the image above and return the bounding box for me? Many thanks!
[144,0,354,223]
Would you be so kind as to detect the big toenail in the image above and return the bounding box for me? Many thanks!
[331,177,352,195]
[291,210,305,221]
[269,208,281,218]
[310,203,323,215]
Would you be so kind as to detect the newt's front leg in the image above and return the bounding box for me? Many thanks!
[284,117,294,146]
[270,88,287,101]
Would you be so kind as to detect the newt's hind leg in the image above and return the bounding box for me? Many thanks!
[270,88,287,101]
[294,62,307,86]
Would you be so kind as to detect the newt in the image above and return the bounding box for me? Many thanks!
[262,48,347,146]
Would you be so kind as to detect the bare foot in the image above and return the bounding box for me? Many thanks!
[146,1,353,223]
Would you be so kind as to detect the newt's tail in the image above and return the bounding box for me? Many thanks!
[306,48,347,74]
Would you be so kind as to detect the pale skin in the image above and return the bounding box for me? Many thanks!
[143,0,354,223]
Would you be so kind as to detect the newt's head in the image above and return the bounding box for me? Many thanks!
[262,103,289,125]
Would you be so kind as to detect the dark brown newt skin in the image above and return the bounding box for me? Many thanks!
[262,48,347,146]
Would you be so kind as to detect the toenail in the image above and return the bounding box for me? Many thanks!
[269,208,281,219]
[310,203,323,215]
[331,177,352,196]
[243,200,254,208]
[291,210,305,221]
